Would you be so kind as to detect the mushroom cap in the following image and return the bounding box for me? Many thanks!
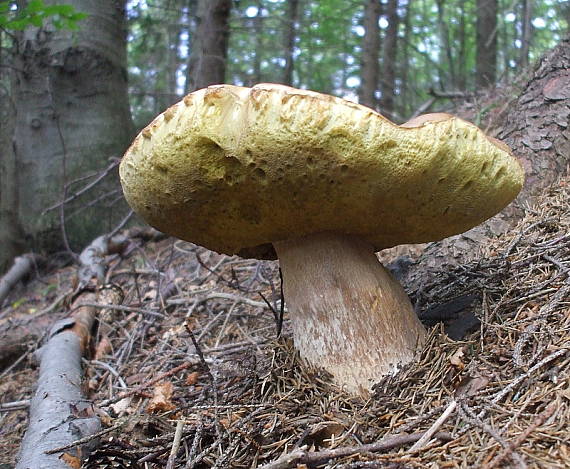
[120,83,524,259]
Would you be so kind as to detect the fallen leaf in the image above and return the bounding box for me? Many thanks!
[449,347,465,370]
[455,374,490,398]
[185,371,200,386]
[146,381,176,413]
[60,452,81,469]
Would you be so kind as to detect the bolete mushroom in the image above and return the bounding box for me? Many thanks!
[120,83,524,395]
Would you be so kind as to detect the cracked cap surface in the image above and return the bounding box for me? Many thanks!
[120,83,524,259]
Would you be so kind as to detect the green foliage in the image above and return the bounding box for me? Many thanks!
[126,0,567,125]
[0,0,87,31]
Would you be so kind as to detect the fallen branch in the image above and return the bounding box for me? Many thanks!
[15,286,123,469]
[257,432,453,469]
[77,234,129,289]
[0,253,37,307]
[409,400,458,451]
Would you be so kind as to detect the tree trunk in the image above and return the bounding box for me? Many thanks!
[380,0,399,119]
[0,38,25,271]
[5,0,134,260]
[498,38,570,201]
[520,0,533,68]
[359,0,381,110]
[457,0,467,90]
[476,0,498,88]
[186,0,232,92]
[253,0,264,84]
[282,0,299,85]
[403,38,570,286]
[435,0,456,89]
[399,0,412,118]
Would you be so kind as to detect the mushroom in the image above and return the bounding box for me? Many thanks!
[120,83,524,395]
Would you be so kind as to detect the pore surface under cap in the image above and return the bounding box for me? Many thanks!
[120,83,524,259]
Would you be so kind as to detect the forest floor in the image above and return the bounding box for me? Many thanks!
[0,81,568,468]
[0,172,569,468]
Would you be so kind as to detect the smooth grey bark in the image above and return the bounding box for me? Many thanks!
[186,0,232,92]
[15,319,101,469]
[358,0,381,110]
[0,30,25,271]
[16,287,123,468]
[476,0,498,88]
[5,0,134,259]
[0,254,35,307]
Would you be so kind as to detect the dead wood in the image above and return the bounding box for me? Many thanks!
[77,233,129,289]
[0,253,37,308]
[257,432,453,469]
[15,285,123,469]
[0,228,163,370]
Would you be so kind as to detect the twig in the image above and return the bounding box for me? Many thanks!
[483,403,557,469]
[28,289,72,319]
[42,159,120,214]
[257,432,453,469]
[185,321,221,436]
[0,254,36,307]
[184,420,204,469]
[44,422,124,454]
[165,420,185,469]
[409,399,457,451]
[99,362,193,407]
[0,400,31,412]
[490,349,567,406]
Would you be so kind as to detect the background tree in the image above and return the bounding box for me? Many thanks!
[282,0,299,85]
[476,0,498,88]
[2,0,569,272]
[187,0,231,92]
[358,0,381,109]
[380,0,399,118]
[1,0,134,270]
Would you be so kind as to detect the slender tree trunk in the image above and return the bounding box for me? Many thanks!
[556,2,570,34]
[184,0,198,94]
[476,0,498,88]
[5,0,134,261]
[520,0,533,68]
[253,0,264,84]
[186,0,232,92]
[457,0,467,90]
[359,0,381,110]
[435,0,456,88]
[163,26,181,109]
[399,0,412,118]
[380,0,399,119]
[282,0,299,85]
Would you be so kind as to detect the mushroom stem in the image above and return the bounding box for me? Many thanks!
[273,232,426,396]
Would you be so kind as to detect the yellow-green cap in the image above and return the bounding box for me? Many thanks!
[120,83,524,259]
